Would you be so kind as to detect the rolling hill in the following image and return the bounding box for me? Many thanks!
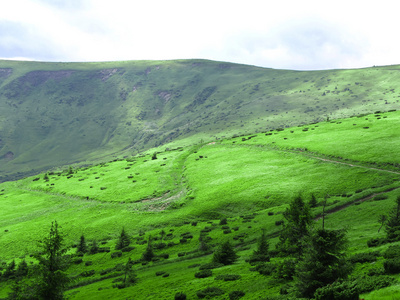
[0,59,399,182]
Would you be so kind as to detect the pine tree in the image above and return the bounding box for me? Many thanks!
[249,229,270,265]
[122,257,137,287]
[115,227,131,250]
[276,195,312,257]
[15,260,29,279]
[212,240,238,265]
[76,234,88,254]
[385,196,400,241]
[294,228,351,298]
[35,220,70,300]
[89,239,99,254]
[309,194,318,208]
[142,236,154,262]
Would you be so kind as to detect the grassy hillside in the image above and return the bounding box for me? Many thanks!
[1,59,400,182]
[0,110,400,299]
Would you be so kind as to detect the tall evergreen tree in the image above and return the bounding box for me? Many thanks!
[76,234,88,254]
[385,195,400,241]
[294,228,351,298]
[276,195,312,257]
[115,227,131,250]
[89,239,99,255]
[249,229,270,265]
[36,220,70,300]
[142,236,154,262]
[212,240,238,265]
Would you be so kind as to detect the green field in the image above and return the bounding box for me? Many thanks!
[1,109,400,299]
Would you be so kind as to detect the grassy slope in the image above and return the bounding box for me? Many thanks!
[1,59,400,182]
[0,110,400,299]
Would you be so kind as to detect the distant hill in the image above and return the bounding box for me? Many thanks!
[0,59,399,181]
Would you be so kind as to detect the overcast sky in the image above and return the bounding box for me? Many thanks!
[0,0,399,70]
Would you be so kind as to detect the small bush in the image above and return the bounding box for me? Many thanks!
[355,275,396,293]
[156,271,166,276]
[219,218,228,225]
[72,257,83,264]
[80,270,95,277]
[314,280,359,300]
[174,292,187,300]
[384,245,400,259]
[229,291,245,300]
[255,262,276,276]
[384,259,400,274]
[367,237,386,247]
[374,194,389,201]
[121,246,135,252]
[349,252,379,264]
[199,262,224,270]
[196,287,225,298]
[275,220,284,226]
[194,269,212,278]
[111,251,122,259]
[85,261,93,266]
[214,274,241,281]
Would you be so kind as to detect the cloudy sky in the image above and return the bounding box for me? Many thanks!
[0,0,399,70]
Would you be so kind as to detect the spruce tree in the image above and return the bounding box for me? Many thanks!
[89,239,99,254]
[122,257,137,287]
[76,234,88,254]
[115,227,131,250]
[276,195,312,257]
[249,229,270,265]
[212,240,238,265]
[385,195,400,241]
[142,236,154,262]
[294,228,351,298]
[35,220,70,300]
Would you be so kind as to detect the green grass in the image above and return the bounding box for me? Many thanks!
[0,96,400,298]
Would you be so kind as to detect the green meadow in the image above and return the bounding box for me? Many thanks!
[1,109,400,299]
[1,59,400,182]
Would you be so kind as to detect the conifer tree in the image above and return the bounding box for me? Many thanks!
[249,229,270,265]
[385,195,400,241]
[142,236,154,262]
[115,227,131,250]
[212,240,238,265]
[76,234,88,254]
[294,228,351,298]
[122,257,137,287]
[35,220,70,300]
[276,195,312,257]
[89,239,99,254]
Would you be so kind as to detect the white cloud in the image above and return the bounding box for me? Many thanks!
[0,0,399,69]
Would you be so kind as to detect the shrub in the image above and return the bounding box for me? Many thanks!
[349,252,379,264]
[212,241,238,265]
[121,246,135,252]
[314,280,359,300]
[194,269,212,278]
[80,270,95,277]
[384,259,400,274]
[374,194,389,201]
[255,262,276,276]
[111,251,122,259]
[72,257,83,264]
[199,262,224,270]
[219,218,228,225]
[275,220,284,226]
[383,245,400,259]
[367,237,386,247]
[85,261,93,266]
[214,274,241,281]
[196,287,225,298]
[174,292,187,300]
[355,275,396,293]
[229,291,245,300]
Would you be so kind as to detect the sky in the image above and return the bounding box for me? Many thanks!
[0,0,399,70]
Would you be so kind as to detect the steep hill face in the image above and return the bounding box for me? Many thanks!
[0,59,399,181]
